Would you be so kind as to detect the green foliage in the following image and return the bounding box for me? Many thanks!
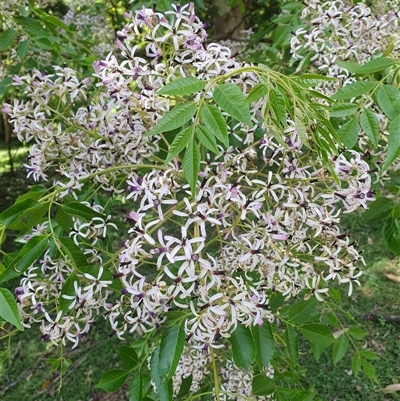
[145,102,197,136]
[158,324,185,381]
[213,83,252,126]
[158,77,207,96]
[200,103,229,147]
[228,323,256,369]
[252,322,274,369]
[0,287,24,330]
[95,369,131,393]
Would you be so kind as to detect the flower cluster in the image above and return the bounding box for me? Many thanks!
[4,3,371,393]
[62,0,114,57]
[171,345,274,400]
[290,0,400,179]
[291,0,400,90]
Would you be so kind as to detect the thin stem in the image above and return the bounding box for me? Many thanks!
[211,348,220,401]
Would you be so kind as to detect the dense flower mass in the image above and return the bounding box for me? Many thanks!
[2,2,375,399]
[291,0,400,88]
[290,0,400,177]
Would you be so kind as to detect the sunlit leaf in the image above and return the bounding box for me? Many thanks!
[337,117,359,148]
[196,125,219,154]
[165,126,193,163]
[200,103,229,146]
[145,102,197,136]
[158,77,206,96]
[183,141,200,196]
[213,83,252,126]
[359,109,379,148]
[332,81,376,100]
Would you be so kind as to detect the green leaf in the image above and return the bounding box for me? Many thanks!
[0,287,23,330]
[337,117,359,148]
[294,116,309,147]
[285,326,299,366]
[338,57,394,74]
[17,39,31,59]
[299,324,335,347]
[360,350,379,360]
[288,298,317,324]
[324,312,340,328]
[383,218,400,255]
[245,84,268,104]
[200,103,229,147]
[16,185,48,203]
[36,12,70,32]
[348,327,367,340]
[362,360,379,383]
[158,77,206,96]
[0,236,49,283]
[228,323,256,369]
[165,126,193,163]
[294,73,335,87]
[150,346,162,386]
[336,60,362,73]
[0,76,13,101]
[58,273,78,313]
[332,334,349,365]
[158,324,185,381]
[252,322,274,369]
[55,207,73,231]
[34,37,54,51]
[376,85,400,119]
[331,81,376,100]
[363,197,394,222]
[60,358,72,374]
[196,125,219,154]
[17,16,49,37]
[150,347,173,401]
[176,374,192,398]
[252,374,275,396]
[145,102,197,136]
[269,87,287,127]
[62,202,105,221]
[0,199,41,227]
[58,237,88,267]
[291,391,316,401]
[330,102,359,117]
[183,141,200,196]
[359,109,379,148]
[0,29,18,51]
[129,371,143,401]
[95,369,130,393]
[351,354,362,375]
[310,342,326,362]
[213,83,252,126]
[382,115,400,170]
[117,346,139,371]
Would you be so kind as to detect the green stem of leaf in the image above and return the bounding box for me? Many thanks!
[211,348,220,401]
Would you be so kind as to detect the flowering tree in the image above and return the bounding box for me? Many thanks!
[0,1,399,400]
